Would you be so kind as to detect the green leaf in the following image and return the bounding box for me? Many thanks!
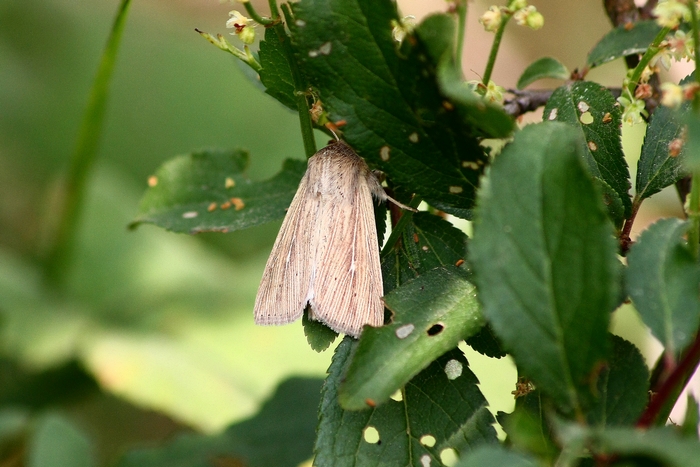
[290,0,512,218]
[588,335,649,426]
[303,308,338,352]
[497,389,559,462]
[130,151,306,233]
[544,81,632,217]
[465,324,507,359]
[597,178,627,230]
[338,266,483,410]
[636,75,693,200]
[118,377,323,467]
[382,212,469,293]
[627,218,700,355]
[437,58,515,139]
[470,122,619,414]
[681,394,699,438]
[28,414,94,467]
[560,425,700,467]
[259,27,296,110]
[315,339,497,467]
[455,445,539,467]
[516,57,570,89]
[587,20,662,68]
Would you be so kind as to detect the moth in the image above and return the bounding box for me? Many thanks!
[254,139,410,337]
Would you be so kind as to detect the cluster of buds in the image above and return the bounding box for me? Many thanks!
[227,10,256,44]
[391,15,417,44]
[479,0,544,32]
[469,79,506,105]
[652,0,695,29]
[660,82,700,108]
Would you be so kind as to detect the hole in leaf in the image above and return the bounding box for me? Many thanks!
[390,390,403,401]
[579,111,593,124]
[420,434,436,447]
[427,323,444,336]
[440,448,458,466]
[363,426,380,444]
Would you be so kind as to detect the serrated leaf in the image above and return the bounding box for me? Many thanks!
[338,266,482,410]
[118,377,322,467]
[497,390,559,462]
[315,339,496,467]
[636,75,692,200]
[131,151,306,233]
[597,177,626,230]
[382,211,470,292]
[303,308,338,352]
[465,324,507,359]
[587,20,662,68]
[588,335,649,426]
[259,27,296,110]
[455,445,539,467]
[544,81,632,217]
[559,425,700,467]
[470,122,619,414]
[28,414,94,467]
[516,57,570,89]
[290,0,511,218]
[627,218,700,355]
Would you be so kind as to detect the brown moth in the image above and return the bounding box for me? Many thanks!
[254,140,409,337]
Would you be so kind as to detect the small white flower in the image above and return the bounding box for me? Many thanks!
[618,95,647,125]
[226,10,256,44]
[660,82,684,108]
[479,6,502,32]
[652,0,691,28]
[391,15,416,43]
[667,30,694,60]
[514,5,544,30]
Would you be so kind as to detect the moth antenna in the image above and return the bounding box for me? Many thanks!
[385,193,417,212]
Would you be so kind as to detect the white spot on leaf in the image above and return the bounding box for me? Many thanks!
[578,101,589,112]
[182,211,198,219]
[449,186,463,194]
[363,426,380,444]
[396,323,415,339]
[548,108,558,120]
[421,454,431,467]
[295,19,306,27]
[380,145,391,161]
[588,141,598,151]
[444,359,463,380]
[409,132,419,143]
[420,435,436,447]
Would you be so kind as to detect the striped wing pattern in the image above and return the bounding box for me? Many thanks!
[254,141,384,337]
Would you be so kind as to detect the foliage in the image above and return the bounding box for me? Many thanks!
[4,0,700,466]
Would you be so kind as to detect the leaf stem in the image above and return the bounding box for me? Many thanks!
[624,25,671,97]
[482,11,512,86]
[636,330,700,427]
[242,1,275,26]
[454,0,468,73]
[686,0,700,258]
[42,0,133,285]
[277,3,316,158]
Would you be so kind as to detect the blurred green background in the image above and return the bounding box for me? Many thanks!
[0,0,692,464]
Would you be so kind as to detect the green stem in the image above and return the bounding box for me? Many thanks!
[687,6,700,257]
[278,3,316,158]
[482,12,512,86]
[624,26,671,97]
[455,0,468,73]
[242,1,275,26]
[268,0,281,20]
[380,196,424,257]
[690,2,700,108]
[43,0,133,285]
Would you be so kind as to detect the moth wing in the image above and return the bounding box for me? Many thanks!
[254,173,318,325]
[310,175,384,337]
